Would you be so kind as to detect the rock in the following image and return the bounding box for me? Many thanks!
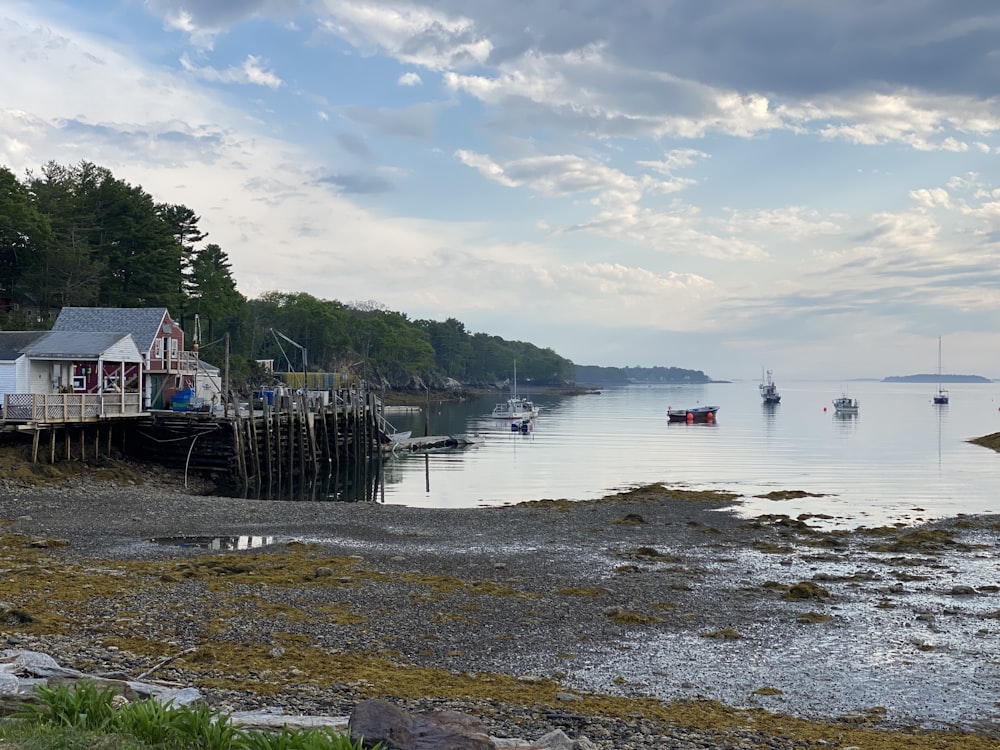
[530,729,598,749]
[26,537,70,548]
[349,698,495,749]
[950,585,977,596]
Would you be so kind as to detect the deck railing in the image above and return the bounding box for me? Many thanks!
[2,393,143,423]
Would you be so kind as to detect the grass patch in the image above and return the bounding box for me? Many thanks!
[605,609,664,626]
[699,628,743,639]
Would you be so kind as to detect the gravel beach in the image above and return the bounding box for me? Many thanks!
[1,464,998,749]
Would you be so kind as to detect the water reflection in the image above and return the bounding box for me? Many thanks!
[152,535,275,550]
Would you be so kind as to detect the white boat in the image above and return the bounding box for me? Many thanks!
[492,396,539,420]
[491,360,540,420]
[832,395,859,415]
[759,369,781,404]
[933,336,949,405]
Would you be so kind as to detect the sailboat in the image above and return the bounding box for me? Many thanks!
[490,360,540,419]
[933,336,949,405]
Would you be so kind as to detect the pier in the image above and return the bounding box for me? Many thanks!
[1,385,395,498]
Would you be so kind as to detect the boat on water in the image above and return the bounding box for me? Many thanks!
[667,404,719,423]
[933,336,949,405]
[491,360,540,420]
[832,395,859,415]
[759,369,781,404]
[492,396,540,420]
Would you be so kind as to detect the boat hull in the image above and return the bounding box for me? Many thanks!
[667,406,719,423]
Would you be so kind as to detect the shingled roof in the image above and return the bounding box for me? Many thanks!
[22,331,143,361]
[0,331,48,361]
[52,307,172,352]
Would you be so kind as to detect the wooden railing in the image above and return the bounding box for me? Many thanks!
[2,393,143,424]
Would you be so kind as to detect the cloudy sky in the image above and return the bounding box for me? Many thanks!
[2,1,999,380]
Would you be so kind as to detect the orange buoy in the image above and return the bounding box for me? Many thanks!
[707,411,714,422]
[686,412,694,423]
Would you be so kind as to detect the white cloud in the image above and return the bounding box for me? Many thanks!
[316,0,492,70]
[910,187,951,209]
[398,72,422,86]
[180,54,283,89]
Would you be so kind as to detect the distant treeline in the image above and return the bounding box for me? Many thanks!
[882,374,992,383]
[576,365,712,385]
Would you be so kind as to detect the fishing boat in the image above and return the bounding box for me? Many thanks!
[759,369,781,404]
[490,360,540,419]
[832,395,859,415]
[667,404,719,423]
[933,336,949,405]
[491,396,539,420]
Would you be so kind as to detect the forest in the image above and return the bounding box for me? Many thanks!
[0,160,577,390]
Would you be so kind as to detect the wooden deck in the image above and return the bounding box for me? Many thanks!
[2,393,144,425]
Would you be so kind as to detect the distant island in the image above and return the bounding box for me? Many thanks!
[882,374,992,383]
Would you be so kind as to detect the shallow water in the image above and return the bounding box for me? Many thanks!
[379,381,1000,527]
[563,528,1000,732]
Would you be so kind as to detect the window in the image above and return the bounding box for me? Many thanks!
[154,338,164,359]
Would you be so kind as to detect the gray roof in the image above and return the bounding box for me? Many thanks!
[22,331,143,360]
[52,307,172,352]
[0,331,48,360]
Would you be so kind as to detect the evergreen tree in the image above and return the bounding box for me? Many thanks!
[187,243,245,340]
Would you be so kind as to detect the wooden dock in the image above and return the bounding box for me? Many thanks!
[2,386,398,498]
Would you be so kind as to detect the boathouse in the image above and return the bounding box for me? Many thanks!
[52,307,197,410]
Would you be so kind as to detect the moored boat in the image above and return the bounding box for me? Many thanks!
[832,395,859,415]
[492,396,539,420]
[759,369,780,404]
[667,404,719,423]
[491,359,540,419]
[933,336,949,405]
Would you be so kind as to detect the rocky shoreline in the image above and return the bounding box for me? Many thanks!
[1,466,998,748]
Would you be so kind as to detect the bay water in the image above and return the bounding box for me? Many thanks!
[377,380,1000,527]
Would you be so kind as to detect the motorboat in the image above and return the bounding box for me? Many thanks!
[759,369,780,404]
[667,404,719,423]
[832,395,859,415]
[490,359,540,419]
[492,396,540,420]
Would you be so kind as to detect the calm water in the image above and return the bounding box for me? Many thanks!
[376,381,1000,527]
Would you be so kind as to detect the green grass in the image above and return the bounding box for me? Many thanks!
[0,682,379,750]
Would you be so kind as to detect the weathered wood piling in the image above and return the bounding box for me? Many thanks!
[121,386,388,498]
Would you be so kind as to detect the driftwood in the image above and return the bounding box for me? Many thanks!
[135,647,197,680]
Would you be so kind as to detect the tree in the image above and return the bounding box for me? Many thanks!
[186,243,245,340]
[0,166,51,304]
[157,203,206,304]
[22,161,104,309]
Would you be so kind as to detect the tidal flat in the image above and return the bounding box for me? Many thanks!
[0,466,998,749]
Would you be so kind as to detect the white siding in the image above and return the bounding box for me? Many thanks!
[102,335,143,363]
[14,356,32,391]
[28,360,57,394]
[0,362,15,398]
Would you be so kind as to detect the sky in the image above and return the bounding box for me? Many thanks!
[2,1,1000,381]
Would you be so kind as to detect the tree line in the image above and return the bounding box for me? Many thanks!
[0,160,575,389]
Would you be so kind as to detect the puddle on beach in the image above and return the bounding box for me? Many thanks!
[150,535,276,551]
